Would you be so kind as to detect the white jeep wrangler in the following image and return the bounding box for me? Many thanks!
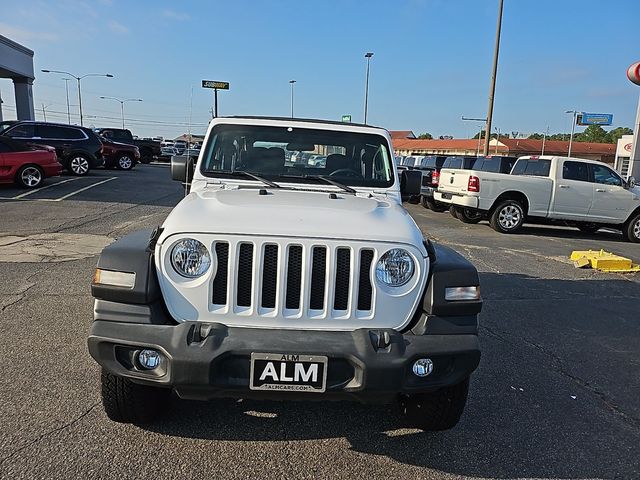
[88,117,482,430]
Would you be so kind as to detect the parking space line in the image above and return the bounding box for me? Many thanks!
[12,178,83,199]
[49,177,117,201]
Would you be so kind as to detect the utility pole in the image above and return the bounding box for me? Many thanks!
[541,125,549,155]
[41,103,47,122]
[483,0,504,156]
[289,80,296,118]
[364,52,374,124]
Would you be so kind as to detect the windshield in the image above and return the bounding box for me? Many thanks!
[200,124,394,188]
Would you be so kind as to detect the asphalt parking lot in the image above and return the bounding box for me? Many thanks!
[1,165,639,479]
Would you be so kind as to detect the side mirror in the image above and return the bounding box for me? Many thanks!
[171,155,195,183]
[628,176,636,188]
[400,169,422,199]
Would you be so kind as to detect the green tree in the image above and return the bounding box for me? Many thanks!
[527,133,544,140]
[605,127,633,144]
[576,124,608,143]
[417,132,433,140]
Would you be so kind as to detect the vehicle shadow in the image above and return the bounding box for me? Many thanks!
[141,272,640,479]
[465,220,628,243]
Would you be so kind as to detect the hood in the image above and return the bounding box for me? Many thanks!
[160,188,425,247]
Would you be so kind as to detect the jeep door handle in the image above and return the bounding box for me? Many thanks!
[558,185,569,188]
[595,188,606,192]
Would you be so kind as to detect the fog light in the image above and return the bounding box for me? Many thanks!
[138,349,161,370]
[412,358,433,377]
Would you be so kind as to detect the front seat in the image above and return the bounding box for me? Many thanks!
[325,154,348,174]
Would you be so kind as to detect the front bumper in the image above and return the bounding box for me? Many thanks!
[88,320,480,403]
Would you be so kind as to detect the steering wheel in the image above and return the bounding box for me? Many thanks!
[329,168,364,179]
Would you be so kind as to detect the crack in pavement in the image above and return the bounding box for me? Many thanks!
[0,401,100,471]
[0,268,46,313]
[480,323,640,430]
[50,192,178,235]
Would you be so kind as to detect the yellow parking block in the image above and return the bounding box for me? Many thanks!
[570,249,640,273]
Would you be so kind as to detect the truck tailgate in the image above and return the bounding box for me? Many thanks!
[437,169,473,195]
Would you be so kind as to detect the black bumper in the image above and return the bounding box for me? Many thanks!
[88,320,480,404]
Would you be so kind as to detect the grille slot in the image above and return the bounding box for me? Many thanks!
[357,250,374,311]
[285,245,303,309]
[236,243,254,307]
[261,244,278,308]
[309,246,327,310]
[212,242,229,305]
[333,248,351,310]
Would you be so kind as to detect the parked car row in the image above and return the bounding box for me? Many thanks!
[419,154,640,243]
[0,121,149,188]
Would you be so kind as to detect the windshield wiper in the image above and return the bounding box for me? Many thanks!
[279,174,356,194]
[230,171,281,189]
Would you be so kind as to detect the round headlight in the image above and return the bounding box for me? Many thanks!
[376,248,415,287]
[171,238,211,278]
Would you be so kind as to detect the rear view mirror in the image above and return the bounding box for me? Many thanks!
[171,155,195,183]
[400,169,422,197]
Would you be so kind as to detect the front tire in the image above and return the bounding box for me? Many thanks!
[16,164,44,188]
[624,213,640,243]
[68,154,90,176]
[100,369,170,424]
[399,378,470,431]
[490,200,525,234]
[116,154,134,170]
[456,208,483,224]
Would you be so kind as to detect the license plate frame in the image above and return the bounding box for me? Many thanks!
[249,353,328,393]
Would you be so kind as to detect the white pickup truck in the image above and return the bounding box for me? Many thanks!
[434,155,640,242]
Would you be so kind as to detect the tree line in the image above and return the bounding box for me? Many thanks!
[418,125,633,144]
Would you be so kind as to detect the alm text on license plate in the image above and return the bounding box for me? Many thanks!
[249,353,328,393]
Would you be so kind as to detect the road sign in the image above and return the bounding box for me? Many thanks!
[202,80,230,90]
[576,113,613,126]
[341,114,351,123]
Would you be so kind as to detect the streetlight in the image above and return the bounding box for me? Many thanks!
[462,116,487,156]
[63,78,71,124]
[364,52,374,124]
[565,110,579,157]
[41,69,114,126]
[483,0,504,156]
[99,96,143,129]
[289,80,296,118]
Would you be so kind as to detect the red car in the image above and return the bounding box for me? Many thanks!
[0,137,62,188]
[100,137,140,170]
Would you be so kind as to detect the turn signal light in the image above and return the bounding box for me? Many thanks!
[432,170,440,186]
[93,268,136,288]
[445,286,481,301]
[468,176,480,192]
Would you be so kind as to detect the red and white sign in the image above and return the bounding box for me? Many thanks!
[628,62,640,86]
[616,135,634,157]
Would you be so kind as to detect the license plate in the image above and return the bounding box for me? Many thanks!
[441,193,453,200]
[250,353,328,393]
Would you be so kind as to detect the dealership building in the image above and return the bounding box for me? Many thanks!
[391,131,616,164]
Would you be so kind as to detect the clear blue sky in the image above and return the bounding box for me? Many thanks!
[1,0,638,140]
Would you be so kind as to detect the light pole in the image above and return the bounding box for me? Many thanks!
[462,116,487,156]
[494,126,501,154]
[99,96,143,129]
[41,69,113,126]
[41,103,52,122]
[63,78,71,124]
[566,110,579,157]
[364,52,374,124]
[289,80,296,118]
[483,0,504,156]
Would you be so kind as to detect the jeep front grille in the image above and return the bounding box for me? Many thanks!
[210,239,375,318]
